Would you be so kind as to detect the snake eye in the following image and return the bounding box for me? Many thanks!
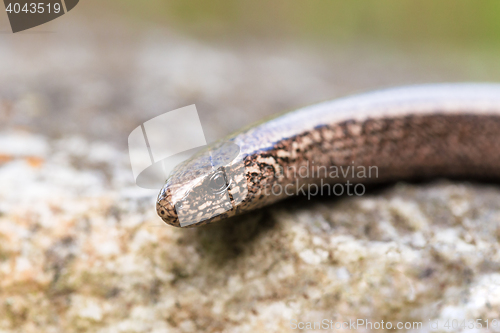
[209,170,228,193]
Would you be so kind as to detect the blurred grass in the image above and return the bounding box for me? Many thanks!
[106,0,500,47]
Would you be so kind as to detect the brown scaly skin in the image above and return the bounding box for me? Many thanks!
[157,83,500,227]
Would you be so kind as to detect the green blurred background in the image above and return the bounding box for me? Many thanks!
[106,0,500,48]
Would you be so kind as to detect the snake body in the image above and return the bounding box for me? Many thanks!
[157,83,500,227]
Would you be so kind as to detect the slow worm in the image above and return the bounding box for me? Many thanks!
[157,83,500,227]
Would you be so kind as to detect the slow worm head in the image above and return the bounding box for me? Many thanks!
[157,83,500,227]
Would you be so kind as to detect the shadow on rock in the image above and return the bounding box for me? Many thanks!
[189,210,277,267]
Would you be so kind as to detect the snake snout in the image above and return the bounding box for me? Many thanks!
[156,189,181,227]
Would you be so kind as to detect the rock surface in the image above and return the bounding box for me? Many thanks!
[1,20,500,333]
